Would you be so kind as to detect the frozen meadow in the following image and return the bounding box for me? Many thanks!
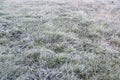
[0,0,120,80]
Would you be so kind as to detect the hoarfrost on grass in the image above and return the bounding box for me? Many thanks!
[0,0,120,80]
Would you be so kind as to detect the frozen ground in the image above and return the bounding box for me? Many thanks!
[0,0,120,80]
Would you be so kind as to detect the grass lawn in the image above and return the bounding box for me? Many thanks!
[0,0,120,80]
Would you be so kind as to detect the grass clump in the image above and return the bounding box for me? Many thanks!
[0,37,8,45]
[46,54,70,68]
[0,30,6,38]
[53,44,66,53]
[110,38,120,47]
[81,21,93,27]
[87,31,100,40]
[33,39,44,46]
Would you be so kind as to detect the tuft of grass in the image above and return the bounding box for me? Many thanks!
[110,38,120,47]
[0,37,8,45]
[46,54,70,68]
[87,32,99,40]
[33,39,44,46]
[116,32,120,37]
[0,30,6,38]
[81,21,93,27]
[63,74,78,80]
[53,44,65,53]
